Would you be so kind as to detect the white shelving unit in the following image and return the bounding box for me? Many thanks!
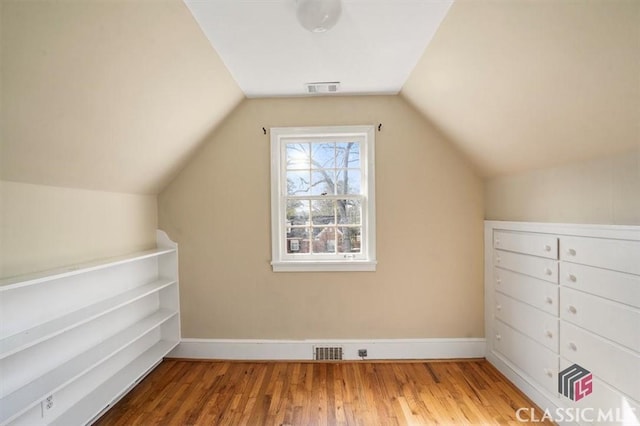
[0,231,180,426]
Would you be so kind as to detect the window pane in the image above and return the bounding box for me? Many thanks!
[312,226,339,253]
[336,142,360,169]
[337,199,361,225]
[336,169,361,194]
[311,143,335,169]
[286,170,310,195]
[338,227,361,253]
[311,199,335,225]
[287,228,310,253]
[311,170,335,195]
[286,143,310,170]
[286,199,309,226]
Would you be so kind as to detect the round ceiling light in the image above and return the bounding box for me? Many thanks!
[296,0,342,33]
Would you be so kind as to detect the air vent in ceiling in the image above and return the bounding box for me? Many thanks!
[305,82,340,94]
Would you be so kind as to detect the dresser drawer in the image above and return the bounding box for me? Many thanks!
[561,322,640,401]
[561,287,640,353]
[495,292,558,352]
[494,230,558,259]
[494,268,558,316]
[560,236,640,275]
[560,262,640,309]
[494,319,559,395]
[494,250,558,283]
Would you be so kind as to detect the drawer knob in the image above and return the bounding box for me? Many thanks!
[568,248,577,256]
[496,304,502,311]
[545,330,553,338]
[544,368,553,378]
[545,297,553,305]
[495,334,502,341]
[544,268,553,276]
[495,239,500,246]
[544,244,551,252]
[568,274,577,282]
[568,305,577,314]
[496,277,501,285]
[496,256,501,263]
[569,342,577,351]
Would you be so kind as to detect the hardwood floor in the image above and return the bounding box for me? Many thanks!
[95,359,552,425]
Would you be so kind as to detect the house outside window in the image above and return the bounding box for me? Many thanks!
[270,125,376,272]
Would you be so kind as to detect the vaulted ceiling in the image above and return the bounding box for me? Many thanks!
[1,0,638,194]
[403,0,640,177]
[184,0,453,97]
[1,0,243,194]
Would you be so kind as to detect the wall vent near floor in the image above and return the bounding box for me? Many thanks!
[314,346,343,361]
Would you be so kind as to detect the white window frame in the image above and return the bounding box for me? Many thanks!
[270,125,377,272]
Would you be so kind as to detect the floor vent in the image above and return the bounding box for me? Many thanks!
[314,346,343,361]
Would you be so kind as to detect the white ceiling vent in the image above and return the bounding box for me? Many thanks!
[305,82,340,94]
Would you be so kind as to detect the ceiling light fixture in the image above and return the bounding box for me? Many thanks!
[296,0,342,33]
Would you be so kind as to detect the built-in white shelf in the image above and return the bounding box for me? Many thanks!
[49,340,177,426]
[0,248,176,291]
[0,279,176,360]
[0,310,176,425]
[0,230,180,426]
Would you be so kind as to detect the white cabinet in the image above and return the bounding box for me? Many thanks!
[493,319,559,395]
[494,230,558,259]
[560,236,640,275]
[486,222,640,426]
[495,292,558,352]
[494,268,558,316]
[560,287,640,353]
[494,249,558,283]
[0,231,180,426]
[490,228,560,399]
[560,322,640,402]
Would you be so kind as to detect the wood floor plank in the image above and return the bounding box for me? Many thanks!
[95,359,554,425]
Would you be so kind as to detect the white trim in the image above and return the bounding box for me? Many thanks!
[271,260,377,272]
[484,220,640,239]
[167,338,485,360]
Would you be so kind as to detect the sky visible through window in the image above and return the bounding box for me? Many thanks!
[284,141,362,254]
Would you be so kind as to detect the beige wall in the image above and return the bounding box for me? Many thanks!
[159,96,484,340]
[0,181,158,278]
[485,148,640,225]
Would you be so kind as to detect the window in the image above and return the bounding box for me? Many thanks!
[270,125,376,272]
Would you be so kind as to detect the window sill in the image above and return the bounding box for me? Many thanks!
[271,260,377,272]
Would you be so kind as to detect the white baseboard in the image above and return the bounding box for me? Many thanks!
[167,337,486,361]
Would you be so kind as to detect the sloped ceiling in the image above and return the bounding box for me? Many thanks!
[184,0,452,97]
[2,0,638,193]
[402,0,640,177]
[1,0,243,195]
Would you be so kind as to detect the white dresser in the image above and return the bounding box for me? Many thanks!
[485,221,640,425]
